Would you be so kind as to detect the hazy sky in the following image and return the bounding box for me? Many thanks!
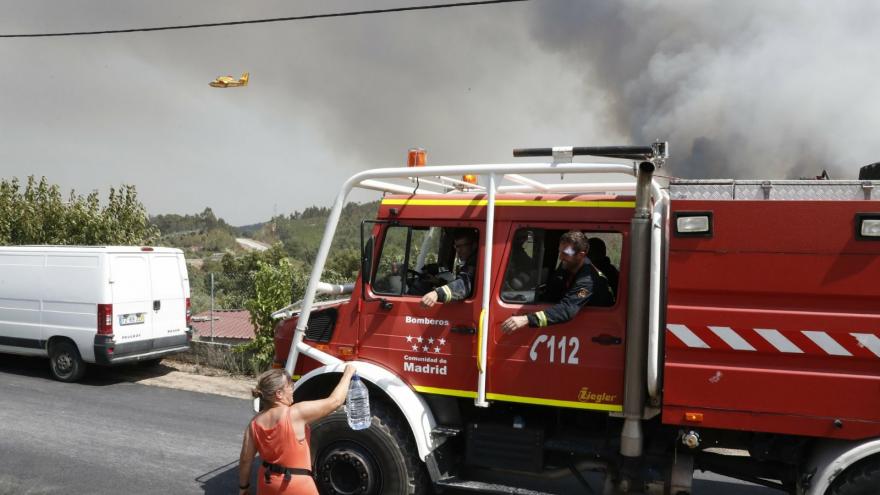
[2,1,878,224]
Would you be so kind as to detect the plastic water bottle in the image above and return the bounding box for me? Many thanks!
[346,374,371,430]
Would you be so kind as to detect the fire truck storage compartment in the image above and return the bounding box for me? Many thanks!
[664,196,880,440]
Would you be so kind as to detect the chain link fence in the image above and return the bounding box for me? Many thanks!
[174,339,262,376]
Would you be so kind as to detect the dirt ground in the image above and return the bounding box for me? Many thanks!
[120,358,256,400]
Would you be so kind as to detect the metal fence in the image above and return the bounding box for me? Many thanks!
[173,339,260,376]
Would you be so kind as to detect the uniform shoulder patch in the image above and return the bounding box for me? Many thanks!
[577,288,590,298]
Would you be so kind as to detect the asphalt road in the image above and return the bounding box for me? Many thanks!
[0,355,779,495]
[0,355,252,495]
[235,238,270,252]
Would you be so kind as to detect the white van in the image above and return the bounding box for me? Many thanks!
[0,246,191,382]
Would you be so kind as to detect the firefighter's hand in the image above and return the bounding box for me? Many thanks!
[501,315,528,334]
[421,291,439,308]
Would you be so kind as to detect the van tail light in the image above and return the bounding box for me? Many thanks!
[97,304,113,335]
[185,298,192,326]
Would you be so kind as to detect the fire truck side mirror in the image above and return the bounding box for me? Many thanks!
[362,235,375,282]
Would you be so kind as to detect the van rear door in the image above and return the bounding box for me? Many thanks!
[147,253,188,342]
[109,254,153,345]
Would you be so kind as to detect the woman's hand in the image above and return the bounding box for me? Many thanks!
[342,363,356,379]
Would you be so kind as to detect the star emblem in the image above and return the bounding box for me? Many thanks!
[434,346,441,353]
[428,337,434,344]
[438,338,446,346]
[417,336,423,343]
[406,335,413,343]
[411,344,419,351]
[422,345,429,352]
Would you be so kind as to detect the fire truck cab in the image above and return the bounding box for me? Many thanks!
[273,145,880,495]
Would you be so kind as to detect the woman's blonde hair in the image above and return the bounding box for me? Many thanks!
[252,369,292,409]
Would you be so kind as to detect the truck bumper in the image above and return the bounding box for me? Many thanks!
[93,333,191,365]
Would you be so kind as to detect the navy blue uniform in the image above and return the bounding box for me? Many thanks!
[527,260,613,328]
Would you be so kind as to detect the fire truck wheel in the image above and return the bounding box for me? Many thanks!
[859,162,880,180]
[827,455,880,495]
[311,401,429,495]
[49,340,86,382]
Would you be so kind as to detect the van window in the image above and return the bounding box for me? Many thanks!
[150,256,184,300]
[372,226,478,298]
[501,228,621,305]
[112,256,150,303]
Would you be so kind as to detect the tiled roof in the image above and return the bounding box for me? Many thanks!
[191,310,255,340]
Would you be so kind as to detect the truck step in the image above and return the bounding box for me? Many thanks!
[431,425,462,437]
[435,477,557,495]
[543,435,606,456]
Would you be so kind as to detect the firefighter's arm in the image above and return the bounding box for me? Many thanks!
[526,278,593,328]
[238,424,257,494]
[433,266,475,303]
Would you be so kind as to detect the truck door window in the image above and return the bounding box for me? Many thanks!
[372,225,477,298]
[501,228,621,306]
[372,226,408,295]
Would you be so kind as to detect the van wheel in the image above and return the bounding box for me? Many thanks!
[49,341,86,382]
[311,400,429,495]
[827,455,880,495]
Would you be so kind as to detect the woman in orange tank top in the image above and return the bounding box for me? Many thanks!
[238,365,355,495]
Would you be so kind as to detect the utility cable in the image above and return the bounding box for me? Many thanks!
[0,0,527,38]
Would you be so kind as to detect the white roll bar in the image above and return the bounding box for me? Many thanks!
[497,182,636,194]
[475,173,496,407]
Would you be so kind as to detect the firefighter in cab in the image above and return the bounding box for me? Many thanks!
[501,230,612,333]
[419,229,478,307]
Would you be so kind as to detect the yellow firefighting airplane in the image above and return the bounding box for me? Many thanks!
[209,72,249,88]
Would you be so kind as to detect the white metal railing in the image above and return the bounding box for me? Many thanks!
[284,161,663,408]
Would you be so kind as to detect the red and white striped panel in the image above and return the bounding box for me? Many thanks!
[666,324,880,358]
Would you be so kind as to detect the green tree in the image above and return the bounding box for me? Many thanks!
[213,243,287,309]
[0,176,157,245]
[238,258,309,373]
[325,247,361,280]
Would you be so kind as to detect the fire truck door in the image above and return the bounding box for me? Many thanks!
[486,225,626,413]
[358,224,480,398]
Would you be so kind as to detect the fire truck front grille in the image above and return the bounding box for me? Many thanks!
[304,308,338,343]
[465,422,544,473]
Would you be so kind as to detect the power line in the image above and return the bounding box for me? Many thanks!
[0,0,527,38]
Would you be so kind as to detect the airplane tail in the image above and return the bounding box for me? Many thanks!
[240,72,249,86]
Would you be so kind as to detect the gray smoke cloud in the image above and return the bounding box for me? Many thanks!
[3,1,876,225]
[0,0,615,224]
[526,0,880,180]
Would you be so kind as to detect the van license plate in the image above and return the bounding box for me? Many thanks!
[119,313,146,326]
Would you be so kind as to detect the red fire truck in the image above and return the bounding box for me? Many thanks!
[272,144,880,494]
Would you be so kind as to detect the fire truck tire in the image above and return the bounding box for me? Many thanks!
[48,340,86,382]
[859,162,880,180]
[826,455,880,495]
[311,400,430,495]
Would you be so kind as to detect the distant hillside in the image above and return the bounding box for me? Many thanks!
[234,222,266,237]
[251,201,381,263]
[150,202,380,266]
[150,207,238,255]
